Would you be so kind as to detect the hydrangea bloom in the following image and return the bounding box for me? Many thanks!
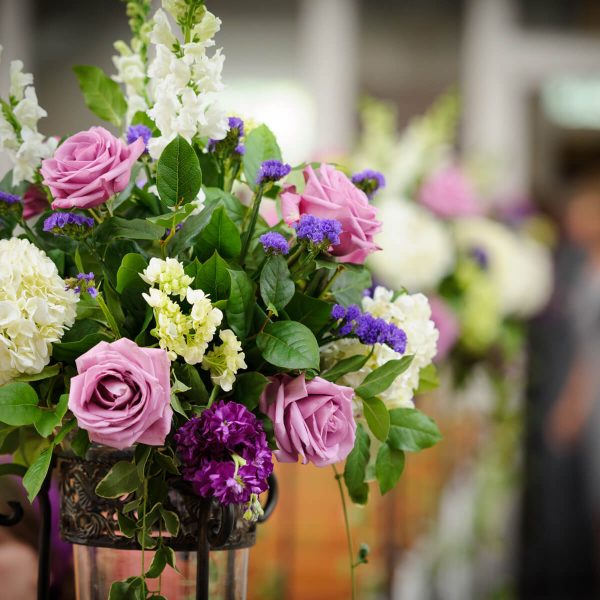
[202,329,247,392]
[0,238,78,384]
[322,287,438,408]
[141,257,194,299]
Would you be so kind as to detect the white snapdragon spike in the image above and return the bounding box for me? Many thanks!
[112,41,149,123]
[322,287,438,409]
[202,329,247,391]
[369,198,455,293]
[145,6,227,159]
[0,238,78,384]
[9,60,33,101]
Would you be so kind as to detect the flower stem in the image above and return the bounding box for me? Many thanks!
[333,464,356,600]
[239,186,264,265]
[141,477,148,584]
[319,265,345,299]
[96,292,122,339]
[207,385,219,409]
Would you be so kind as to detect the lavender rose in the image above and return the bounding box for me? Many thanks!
[69,338,173,449]
[41,126,145,210]
[280,164,381,264]
[259,374,356,467]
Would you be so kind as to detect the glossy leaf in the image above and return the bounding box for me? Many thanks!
[73,65,126,126]
[375,442,405,495]
[260,255,295,314]
[321,354,369,383]
[343,423,371,505]
[355,356,413,400]
[156,135,202,206]
[22,447,53,502]
[362,396,390,442]
[257,321,320,370]
[96,461,141,499]
[196,206,241,261]
[226,269,255,340]
[387,408,442,452]
[243,124,282,191]
[0,383,42,426]
[195,252,231,301]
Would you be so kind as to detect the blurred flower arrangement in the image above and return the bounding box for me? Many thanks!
[353,93,554,392]
[0,0,441,597]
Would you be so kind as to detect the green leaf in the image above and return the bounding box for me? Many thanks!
[116,253,148,294]
[257,321,320,370]
[12,364,60,383]
[159,507,180,536]
[96,461,141,499]
[196,206,241,261]
[285,292,333,332]
[0,383,42,426]
[156,135,202,206]
[355,356,414,400]
[145,546,168,579]
[388,408,442,452]
[146,203,197,227]
[22,447,53,502]
[204,188,245,226]
[34,394,69,437]
[172,363,208,405]
[330,267,372,306]
[196,252,231,301]
[416,363,440,394]
[108,576,147,600]
[233,372,269,411]
[73,65,126,126]
[362,396,390,442]
[70,428,91,458]
[154,452,180,476]
[375,442,405,495]
[321,354,369,382]
[260,255,295,314]
[343,423,371,505]
[243,124,282,191]
[226,269,255,340]
[94,217,165,245]
[117,511,137,538]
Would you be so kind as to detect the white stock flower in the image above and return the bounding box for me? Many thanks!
[202,329,247,391]
[369,198,455,292]
[321,287,438,409]
[141,257,193,299]
[0,238,78,384]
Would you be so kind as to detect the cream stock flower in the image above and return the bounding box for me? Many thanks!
[202,329,247,391]
[141,257,193,299]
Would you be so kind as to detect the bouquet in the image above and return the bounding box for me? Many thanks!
[0,1,441,597]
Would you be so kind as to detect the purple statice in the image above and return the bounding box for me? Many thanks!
[293,214,342,247]
[256,160,291,186]
[331,304,346,321]
[209,116,245,155]
[0,191,21,205]
[43,212,94,238]
[66,272,98,297]
[174,401,273,511]
[126,124,152,150]
[227,116,244,138]
[259,232,289,255]
[469,246,489,270]
[351,169,386,199]
[0,190,22,217]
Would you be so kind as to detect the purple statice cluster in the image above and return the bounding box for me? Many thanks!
[331,304,407,353]
[43,212,94,238]
[0,191,22,216]
[126,124,152,150]
[293,214,342,248]
[259,232,289,255]
[469,246,489,270]
[209,116,245,156]
[351,169,386,200]
[256,160,291,186]
[66,272,98,298]
[174,401,273,511]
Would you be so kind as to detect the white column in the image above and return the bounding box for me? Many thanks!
[298,0,359,155]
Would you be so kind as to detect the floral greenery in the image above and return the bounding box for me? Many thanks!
[0,1,442,598]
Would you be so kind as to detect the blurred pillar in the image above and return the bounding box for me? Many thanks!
[0,0,34,177]
[297,0,359,156]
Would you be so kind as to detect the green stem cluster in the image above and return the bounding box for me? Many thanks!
[333,464,356,600]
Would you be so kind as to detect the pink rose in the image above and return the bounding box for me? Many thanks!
[69,338,173,450]
[281,164,381,264]
[429,296,459,361]
[418,165,480,218]
[41,126,145,210]
[22,184,49,220]
[259,374,356,467]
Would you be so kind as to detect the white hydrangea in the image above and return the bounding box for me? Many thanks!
[0,46,57,185]
[453,217,553,317]
[369,198,455,292]
[0,238,78,385]
[202,329,247,391]
[321,287,438,409]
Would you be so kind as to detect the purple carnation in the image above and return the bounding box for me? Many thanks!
[256,160,291,185]
[126,124,152,149]
[351,169,386,200]
[259,232,289,255]
[293,214,342,247]
[43,212,94,237]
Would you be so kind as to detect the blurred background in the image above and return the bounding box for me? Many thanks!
[3,0,600,599]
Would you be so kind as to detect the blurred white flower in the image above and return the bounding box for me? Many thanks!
[0,238,78,384]
[9,60,33,101]
[369,198,455,292]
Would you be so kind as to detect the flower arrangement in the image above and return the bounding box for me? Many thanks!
[0,1,441,597]
[353,94,554,388]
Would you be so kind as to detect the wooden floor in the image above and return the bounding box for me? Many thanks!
[248,395,483,600]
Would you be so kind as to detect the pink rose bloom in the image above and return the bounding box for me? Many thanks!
[22,184,49,220]
[429,296,460,362]
[41,126,145,210]
[259,373,356,467]
[280,164,381,264]
[418,165,480,218]
[69,338,173,450]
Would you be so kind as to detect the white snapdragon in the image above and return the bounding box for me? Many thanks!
[0,238,78,384]
[9,60,33,101]
[369,198,455,292]
[112,41,149,123]
[202,329,247,391]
